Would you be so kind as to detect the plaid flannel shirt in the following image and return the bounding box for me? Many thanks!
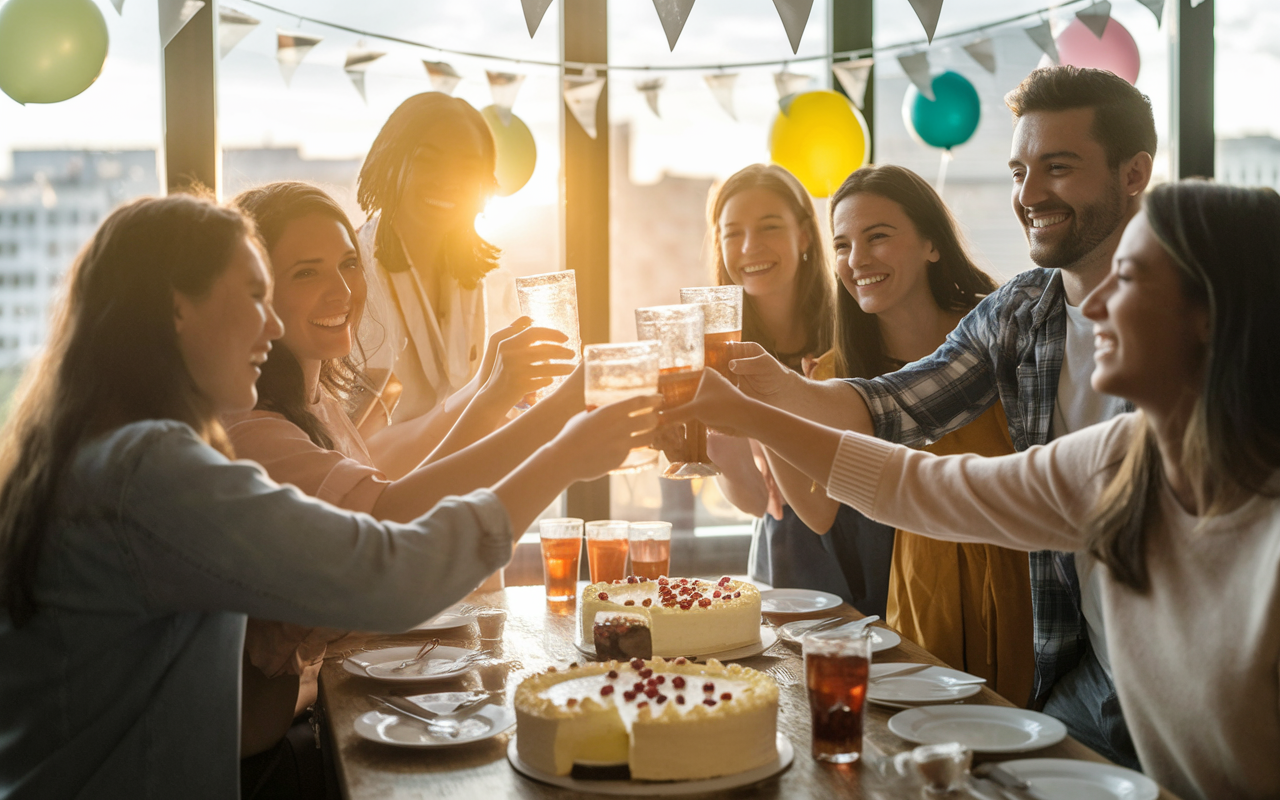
[845,267,1132,706]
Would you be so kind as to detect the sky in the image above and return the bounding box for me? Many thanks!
[0,0,1274,192]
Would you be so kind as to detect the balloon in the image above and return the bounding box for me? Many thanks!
[903,71,981,151]
[769,90,870,198]
[481,106,537,197]
[1054,17,1140,85]
[0,0,109,105]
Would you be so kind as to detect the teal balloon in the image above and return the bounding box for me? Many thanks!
[0,0,109,105]
[902,71,980,151]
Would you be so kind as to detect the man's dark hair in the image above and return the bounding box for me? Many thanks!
[1005,66,1156,167]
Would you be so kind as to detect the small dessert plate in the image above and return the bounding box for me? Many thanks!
[344,645,480,683]
[996,758,1159,800]
[759,589,843,614]
[867,663,984,706]
[888,706,1067,753]
[355,704,514,748]
[777,619,901,653]
[413,613,476,632]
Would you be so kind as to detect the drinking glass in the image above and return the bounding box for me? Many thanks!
[674,286,744,478]
[584,341,660,474]
[634,305,703,479]
[585,520,630,583]
[627,521,672,579]
[515,270,582,405]
[539,518,583,613]
[804,628,873,763]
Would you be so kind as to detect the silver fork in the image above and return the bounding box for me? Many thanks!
[389,639,441,673]
[764,664,800,687]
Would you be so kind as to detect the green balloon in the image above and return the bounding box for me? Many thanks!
[0,0,109,105]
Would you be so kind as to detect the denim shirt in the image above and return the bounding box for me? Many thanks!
[846,268,1132,706]
[0,420,512,799]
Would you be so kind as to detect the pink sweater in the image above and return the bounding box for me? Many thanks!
[826,413,1280,800]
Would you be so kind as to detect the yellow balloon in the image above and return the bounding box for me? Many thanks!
[481,106,537,197]
[769,90,870,198]
[0,0,109,105]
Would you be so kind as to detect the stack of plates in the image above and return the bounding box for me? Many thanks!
[866,662,984,710]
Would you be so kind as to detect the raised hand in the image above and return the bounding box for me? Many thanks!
[477,320,576,411]
[662,368,756,438]
[725,341,794,402]
[552,395,662,482]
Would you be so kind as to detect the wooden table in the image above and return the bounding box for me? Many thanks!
[319,585,1181,799]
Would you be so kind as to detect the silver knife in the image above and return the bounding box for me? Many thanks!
[368,696,461,737]
[974,763,1051,800]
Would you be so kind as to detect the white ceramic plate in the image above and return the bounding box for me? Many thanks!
[354,704,514,748]
[888,706,1067,753]
[507,733,794,795]
[343,645,480,683]
[867,663,984,705]
[1000,759,1159,800]
[575,627,778,662]
[759,589,844,614]
[777,619,902,653]
[413,613,476,632]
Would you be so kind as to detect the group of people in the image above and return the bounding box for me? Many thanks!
[0,63,1273,800]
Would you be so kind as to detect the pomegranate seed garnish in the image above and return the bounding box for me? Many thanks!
[547,666,557,673]
[627,576,637,584]
[566,698,578,707]
[718,576,731,586]
[633,682,645,692]
[703,682,715,693]
[720,692,733,701]
[644,686,658,698]
[733,591,741,598]
[630,658,645,670]
[657,577,668,585]
[569,662,579,669]
[607,670,618,679]
[672,676,686,688]
[597,592,608,601]
[656,675,666,684]
[675,695,685,705]
[642,598,653,607]
[637,701,649,709]
[679,578,689,585]
[639,668,653,678]
[713,591,722,598]
[623,690,636,701]
[600,685,614,696]
[703,698,717,707]
[698,598,711,608]
[674,657,688,665]
[679,602,692,610]
[656,694,668,704]
[624,600,635,606]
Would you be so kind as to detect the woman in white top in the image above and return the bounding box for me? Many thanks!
[674,180,1280,800]
[0,193,657,798]
[355,93,541,479]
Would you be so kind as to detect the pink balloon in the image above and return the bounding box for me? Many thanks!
[1055,17,1140,85]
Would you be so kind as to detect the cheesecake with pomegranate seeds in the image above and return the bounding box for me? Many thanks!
[579,576,761,657]
[514,657,779,780]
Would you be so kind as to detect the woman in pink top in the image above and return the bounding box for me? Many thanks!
[675,181,1280,800]
[225,183,591,780]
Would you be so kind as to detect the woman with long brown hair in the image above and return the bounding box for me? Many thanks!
[769,165,1034,703]
[680,180,1280,800]
[0,193,657,797]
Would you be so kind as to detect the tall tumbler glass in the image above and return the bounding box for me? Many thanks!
[584,341,660,474]
[634,305,703,480]
[585,520,630,583]
[675,285,744,478]
[804,628,873,763]
[515,270,582,405]
[539,518,583,614]
[627,521,672,579]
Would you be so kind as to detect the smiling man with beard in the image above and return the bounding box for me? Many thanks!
[727,66,1155,769]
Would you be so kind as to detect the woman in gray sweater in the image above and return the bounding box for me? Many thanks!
[0,194,658,798]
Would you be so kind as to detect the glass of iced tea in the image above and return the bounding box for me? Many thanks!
[585,520,630,583]
[539,518,583,613]
[515,270,582,405]
[634,305,704,479]
[804,627,873,763]
[627,521,672,579]
[673,285,744,478]
[584,341,660,474]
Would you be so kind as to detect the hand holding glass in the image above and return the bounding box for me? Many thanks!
[516,271,582,405]
[634,305,703,479]
[584,341,660,474]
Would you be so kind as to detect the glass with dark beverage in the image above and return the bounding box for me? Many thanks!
[584,341,661,474]
[634,304,704,479]
[515,270,582,406]
[627,521,672,578]
[539,518,583,614]
[804,628,873,763]
[585,520,630,583]
[673,286,744,478]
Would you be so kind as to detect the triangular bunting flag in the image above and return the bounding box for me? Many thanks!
[218,7,259,59]
[110,0,126,14]
[1076,1,1111,39]
[898,52,934,102]
[487,71,526,125]
[907,0,945,44]
[832,58,873,109]
[563,71,607,139]
[521,0,555,38]
[704,73,738,121]
[778,94,800,115]
[423,61,462,95]
[1024,19,1059,65]
[160,0,205,48]
[651,0,697,51]
[1190,0,1205,7]
[276,30,322,86]
[344,49,385,103]
[773,70,812,100]
[1136,0,1165,26]
[771,0,814,55]
[962,38,996,74]
[636,77,665,118]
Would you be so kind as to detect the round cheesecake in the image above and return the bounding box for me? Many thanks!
[579,576,761,657]
[514,657,779,781]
